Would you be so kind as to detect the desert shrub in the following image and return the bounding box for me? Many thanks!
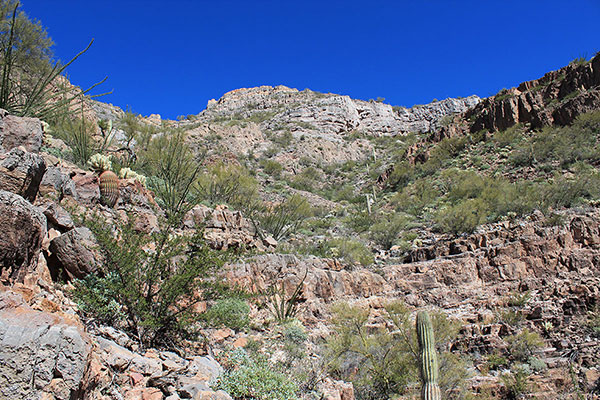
[393,177,440,216]
[527,356,547,373]
[326,302,468,400]
[493,125,524,148]
[435,198,489,233]
[501,365,531,399]
[540,166,600,209]
[505,329,544,362]
[506,291,530,307]
[283,321,308,345]
[487,353,509,371]
[195,161,260,212]
[257,195,312,241]
[140,129,202,220]
[325,238,374,267]
[344,210,376,234]
[588,306,600,338]
[203,298,250,331]
[214,349,298,400]
[369,213,409,249]
[510,111,600,169]
[422,136,469,174]
[270,129,294,147]
[53,115,98,166]
[388,161,415,190]
[72,214,225,348]
[289,166,320,192]
[260,158,283,178]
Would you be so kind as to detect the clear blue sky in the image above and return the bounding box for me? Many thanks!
[21,0,600,119]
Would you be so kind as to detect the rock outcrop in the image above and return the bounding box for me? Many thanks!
[0,190,46,283]
[0,290,91,400]
[48,227,100,280]
[203,85,480,136]
[465,54,600,133]
[0,147,46,202]
[0,108,44,153]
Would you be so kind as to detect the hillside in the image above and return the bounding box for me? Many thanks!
[1,40,600,400]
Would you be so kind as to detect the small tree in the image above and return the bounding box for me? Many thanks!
[0,1,107,119]
[73,213,226,348]
[257,194,312,241]
[140,128,201,222]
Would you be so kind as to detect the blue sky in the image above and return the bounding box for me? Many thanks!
[21,1,600,119]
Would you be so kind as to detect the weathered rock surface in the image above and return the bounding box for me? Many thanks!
[465,54,600,133]
[0,147,46,201]
[0,190,46,283]
[0,290,91,400]
[203,85,480,135]
[185,85,480,165]
[184,204,270,250]
[48,227,100,280]
[0,108,44,153]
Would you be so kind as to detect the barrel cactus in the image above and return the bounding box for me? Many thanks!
[416,311,441,400]
[99,170,119,207]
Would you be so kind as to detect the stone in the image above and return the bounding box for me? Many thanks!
[0,147,46,201]
[0,190,46,283]
[0,111,44,153]
[232,336,248,348]
[188,356,223,382]
[39,201,75,231]
[48,227,100,280]
[319,378,355,400]
[0,291,91,400]
[178,382,210,398]
[96,337,163,376]
[192,390,233,400]
[39,165,78,199]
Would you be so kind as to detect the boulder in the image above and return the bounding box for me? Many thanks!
[39,201,75,231]
[48,227,100,280]
[0,110,44,153]
[0,291,91,400]
[0,147,46,202]
[0,190,46,283]
[39,165,78,199]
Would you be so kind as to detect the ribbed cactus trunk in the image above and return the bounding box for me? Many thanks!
[99,170,119,207]
[417,311,441,400]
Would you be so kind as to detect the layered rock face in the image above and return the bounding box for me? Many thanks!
[465,54,600,133]
[224,208,600,393]
[187,85,480,165]
[0,291,91,400]
[203,85,480,136]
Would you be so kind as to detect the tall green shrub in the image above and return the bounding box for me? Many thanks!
[72,214,225,348]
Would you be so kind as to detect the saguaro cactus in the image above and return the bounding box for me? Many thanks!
[416,311,441,400]
[99,170,119,207]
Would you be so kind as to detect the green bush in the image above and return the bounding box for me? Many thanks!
[501,364,532,399]
[140,129,202,220]
[257,195,312,241]
[195,161,260,213]
[326,302,468,400]
[505,329,544,362]
[326,238,374,267]
[215,349,298,400]
[435,198,489,233]
[204,298,250,331]
[72,214,225,348]
[260,158,283,178]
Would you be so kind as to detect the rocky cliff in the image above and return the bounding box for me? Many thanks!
[0,53,599,400]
